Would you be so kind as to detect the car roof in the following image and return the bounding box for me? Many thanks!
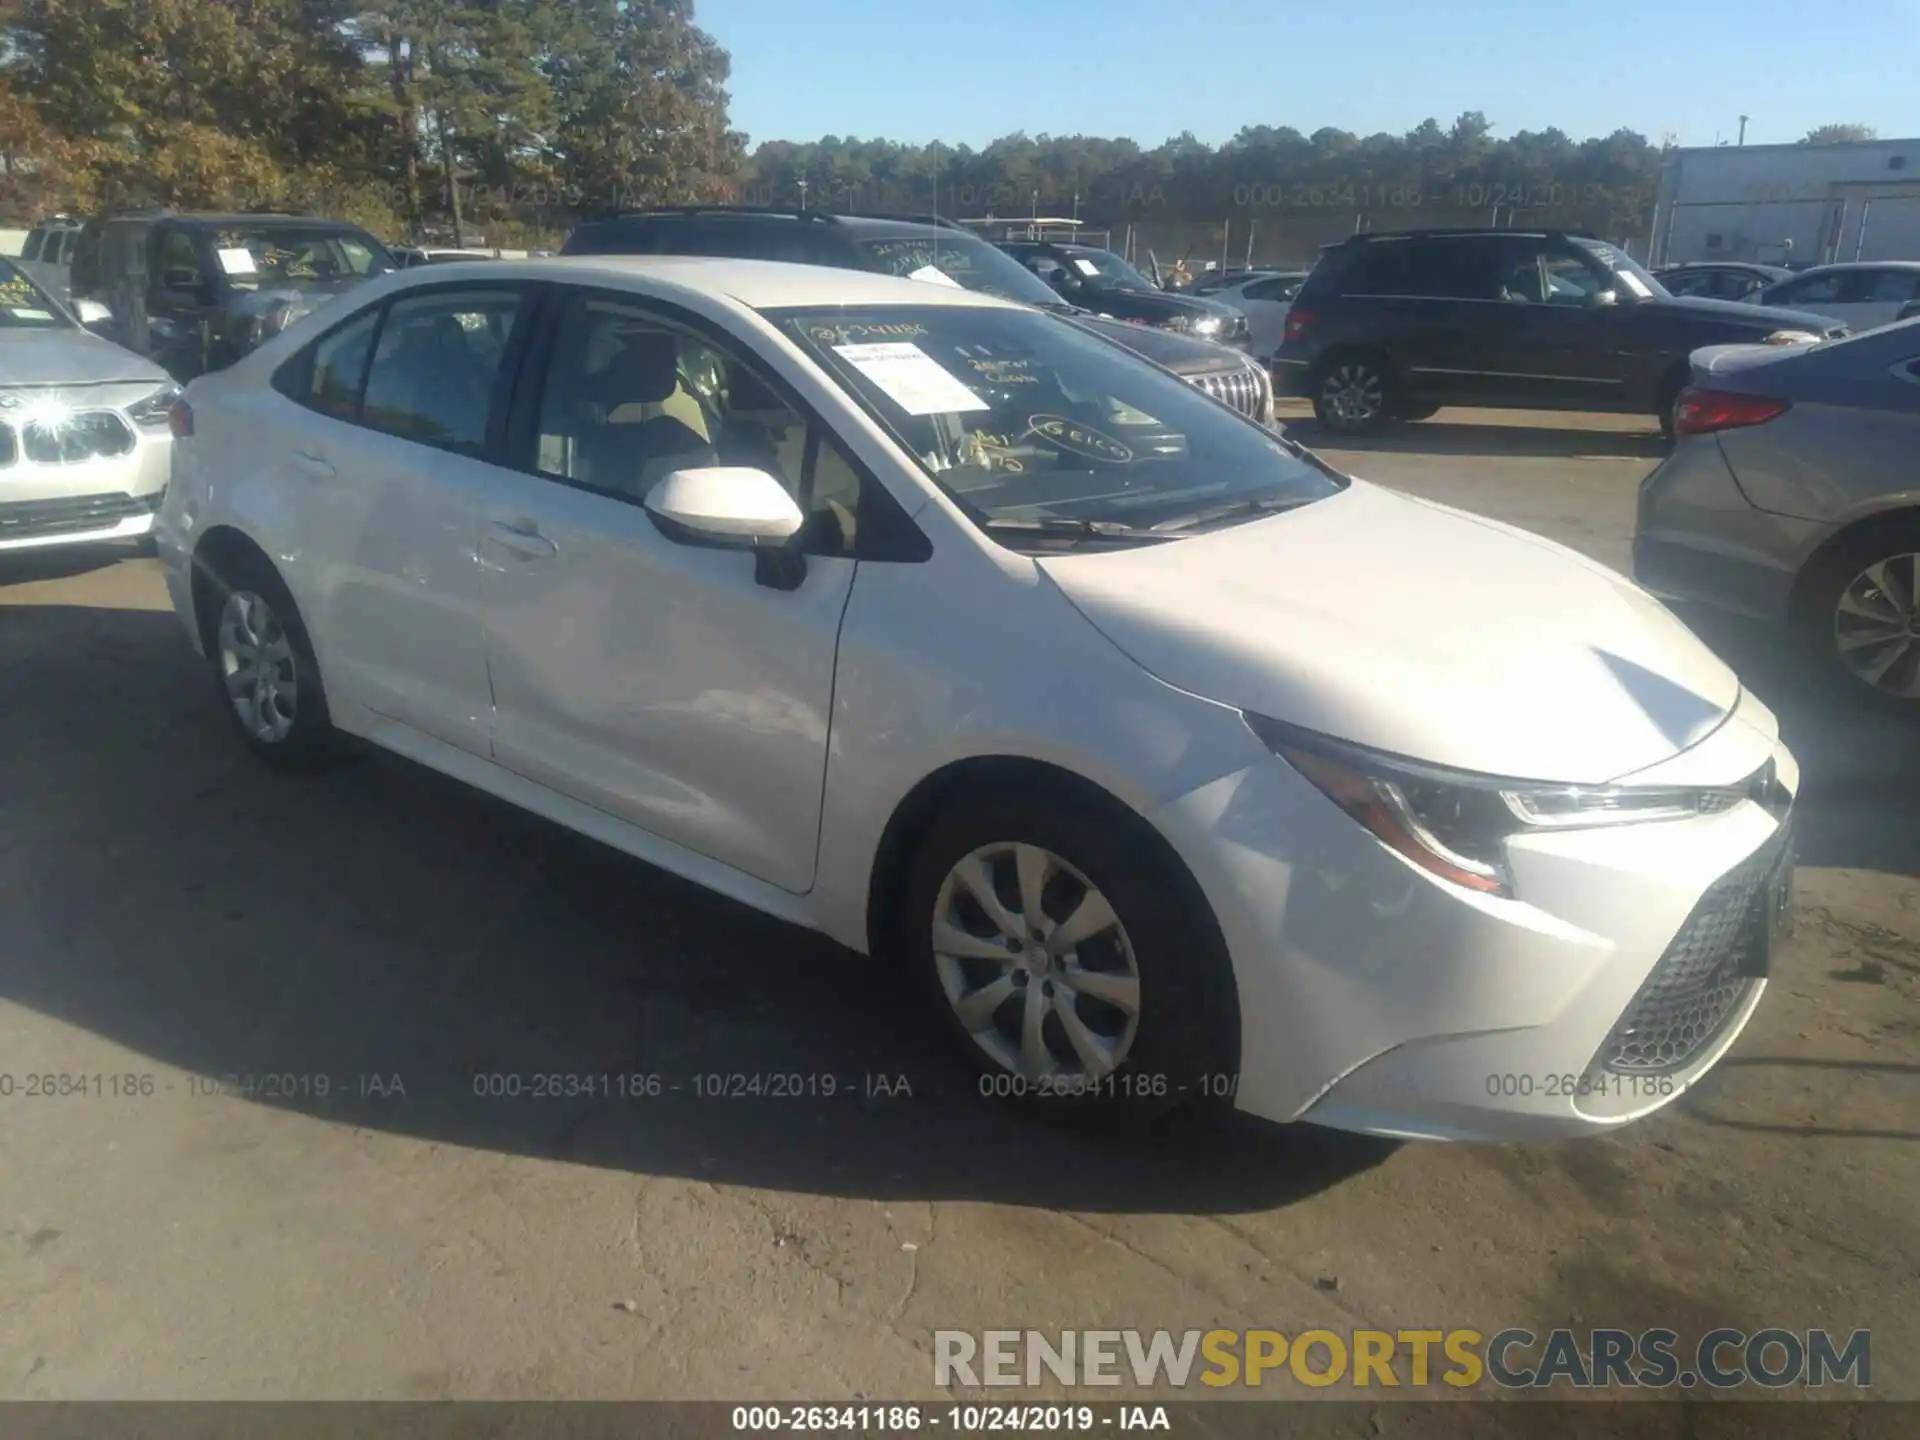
[579,212,959,243]
[1778,261,1920,275]
[408,255,1021,312]
[151,213,373,231]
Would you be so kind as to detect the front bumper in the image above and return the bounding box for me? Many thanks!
[0,430,171,554]
[1154,694,1797,1141]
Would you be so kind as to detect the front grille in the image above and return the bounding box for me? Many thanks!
[0,491,160,541]
[1594,826,1790,1075]
[1190,366,1266,420]
[0,412,137,468]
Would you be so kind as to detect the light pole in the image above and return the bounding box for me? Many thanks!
[797,177,809,210]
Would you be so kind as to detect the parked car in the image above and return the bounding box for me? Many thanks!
[563,208,1274,425]
[995,239,1252,349]
[71,209,396,381]
[1653,262,1792,303]
[0,256,179,554]
[1635,318,1920,711]
[1752,262,1920,333]
[1274,228,1849,437]
[1186,270,1309,360]
[17,217,86,303]
[156,255,1797,1140]
[390,246,498,268]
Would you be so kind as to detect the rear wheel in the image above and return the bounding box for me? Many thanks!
[1797,521,1920,713]
[1395,402,1441,422]
[1312,354,1395,436]
[1657,369,1690,443]
[204,552,345,768]
[901,793,1238,1122]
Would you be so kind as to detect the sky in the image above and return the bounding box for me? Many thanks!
[703,0,1914,152]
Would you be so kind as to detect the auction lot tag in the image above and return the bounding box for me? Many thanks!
[1073,258,1101,276]
[217,247,259,276]
[833,341,989,415]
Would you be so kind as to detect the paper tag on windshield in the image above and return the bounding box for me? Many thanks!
[9,308,52,321]
[906,264,963,289]
[1072,259,1101,276]
[216,248,258,276]
[833,342,989,416]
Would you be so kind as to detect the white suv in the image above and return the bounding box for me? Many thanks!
[155,256,1798,1140]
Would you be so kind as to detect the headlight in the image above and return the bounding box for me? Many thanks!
[1190,316,1224,337]
[1764,329,1821,346]
[126,385,183,432]
[1247,715,1742,895]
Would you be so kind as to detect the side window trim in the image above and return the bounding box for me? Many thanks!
[502,283,929,562]
[272,298,389,419]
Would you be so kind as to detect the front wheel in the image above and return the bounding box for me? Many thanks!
[1312,355,1394,435]
[901,796,1238,1122]
[205,554,346,768]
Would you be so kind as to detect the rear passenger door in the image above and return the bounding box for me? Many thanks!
[268,282,533,755]
[1340,236,1503,404]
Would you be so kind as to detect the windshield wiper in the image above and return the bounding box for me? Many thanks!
[981,516,1187,545]
[1149,495,1316,533]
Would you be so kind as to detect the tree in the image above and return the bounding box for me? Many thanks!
[1802,124,1878,145]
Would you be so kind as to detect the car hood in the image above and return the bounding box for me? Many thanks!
[0,328,172,388]
[1647,292,1839,332]
[1084,287,1239,323]
[1037,481,1741,784]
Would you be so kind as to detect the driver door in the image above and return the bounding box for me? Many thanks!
[472,287,864,894]
[145,225,219,378]
[1481,238,1630,406]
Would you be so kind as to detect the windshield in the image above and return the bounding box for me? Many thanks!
[0,259,72,329]
[211,227,394,293]
[1573,239,1670,299]
[1064,249,1160,292]
[856,235,1067,310]
[773,304,1342,541]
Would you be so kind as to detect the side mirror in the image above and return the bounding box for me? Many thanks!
[74,298,114,330]
[644,466,809,589]
[1588,288,1620,309]
[160,267,201,292]
[1898,300,1920,323]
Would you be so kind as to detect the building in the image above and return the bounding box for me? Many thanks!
[1649,138,1920,268]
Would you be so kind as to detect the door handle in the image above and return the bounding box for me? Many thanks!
[486,519,558,560]
[290,449,335,478]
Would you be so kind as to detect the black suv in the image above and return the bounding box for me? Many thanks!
[995,240,1250,347]
[561,208,1274,425]
[71,210,396,381]
[1273,228,1849,437]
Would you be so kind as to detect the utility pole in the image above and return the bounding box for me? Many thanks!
[797,177,808,210]
[1738,115,1749,146]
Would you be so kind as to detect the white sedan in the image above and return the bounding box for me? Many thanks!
[0,257,179,553]
[1754,261,1920,332]
[155,256,1797,1141]
[1192,270,1309,360]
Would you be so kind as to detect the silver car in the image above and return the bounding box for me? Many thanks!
[1634,317,1920,709]
[0,257,179,555]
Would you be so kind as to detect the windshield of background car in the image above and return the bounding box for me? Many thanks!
[1572,239,1670,299]
[1068,249,1159,291]
[773,304,1342,535]
[855,235,1064,309]
[211,227,394,293]
[0,259,71,329]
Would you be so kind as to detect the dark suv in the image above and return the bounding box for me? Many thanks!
[1273,228,1849,437]
[994,240,1251,348]
[561,208,1274,426]
[71,210,396,381]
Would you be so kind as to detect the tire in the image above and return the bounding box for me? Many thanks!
[202,551,345,769]
[1396,402,1441,422]
[900,791,1238,1123]
[1656,370,1689,443]
[1795,520,1920,714]
[1311,352,1396,436]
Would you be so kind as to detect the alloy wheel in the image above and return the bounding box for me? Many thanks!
[217,589,300,743]
[1831,552,1920,699]
[1320,363,1384,427]
[930,842,1142,1083]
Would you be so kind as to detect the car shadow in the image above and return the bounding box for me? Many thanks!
[0,542,149,587]
[1669,604,1920,879]
[0,603,1394,1215]
[1282,414,1670,460]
